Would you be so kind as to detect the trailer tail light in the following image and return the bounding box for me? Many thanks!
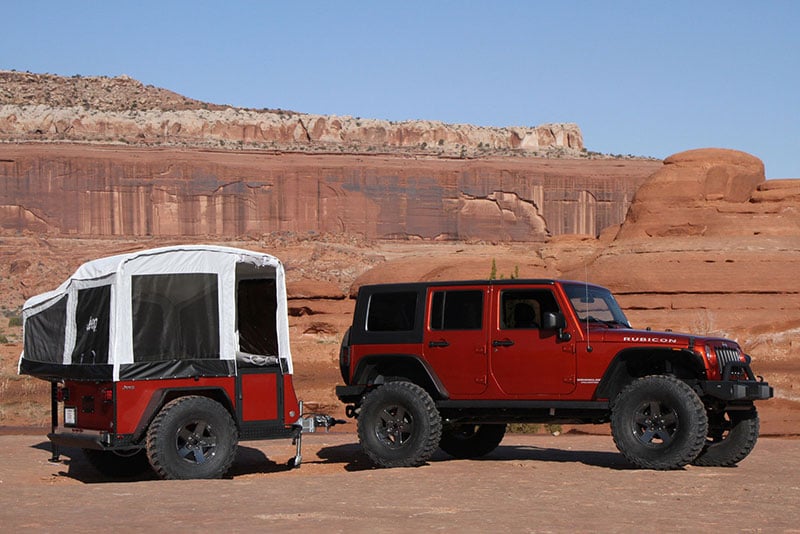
[102,388,114,403]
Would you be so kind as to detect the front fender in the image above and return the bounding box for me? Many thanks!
[595,348,706,401]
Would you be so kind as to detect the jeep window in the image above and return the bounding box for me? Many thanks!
[366,291,417,332]
[430,290,483,330]
[501,289,559,329]
[563,283,630,327]
[132,273,220,361]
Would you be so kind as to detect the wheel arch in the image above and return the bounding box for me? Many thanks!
[596,348,706,402]
[351,354,449,400]
[132,387,236,442]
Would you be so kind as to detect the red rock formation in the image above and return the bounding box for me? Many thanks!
[616,148,767,239]
[0,144,660,241]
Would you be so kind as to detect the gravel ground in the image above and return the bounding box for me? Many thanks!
[1,432,798,532]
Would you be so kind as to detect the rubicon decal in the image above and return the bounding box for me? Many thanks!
[622,336,679,344]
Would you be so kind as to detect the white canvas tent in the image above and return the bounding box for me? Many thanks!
[19,245,292,382]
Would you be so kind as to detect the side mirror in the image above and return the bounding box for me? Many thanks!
[542,312,571,342]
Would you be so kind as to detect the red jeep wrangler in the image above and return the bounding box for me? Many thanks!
[19,245,336,479]
[336,279,772,470]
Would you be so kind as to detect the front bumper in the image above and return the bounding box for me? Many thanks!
[700,380,773,402]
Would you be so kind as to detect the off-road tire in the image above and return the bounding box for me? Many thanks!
[83,448,151,478]
[439,423,506,459]
[146,395,238,480]
[357,381,442,468]
[692,408,760,467]
[611,375,707,470]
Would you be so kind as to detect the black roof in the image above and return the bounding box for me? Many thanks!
[357,279,608,292]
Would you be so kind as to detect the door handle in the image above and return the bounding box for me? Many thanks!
[428,340,450,348]
[492,339,515,347]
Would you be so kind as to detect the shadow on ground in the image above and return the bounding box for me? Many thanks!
[313,440,637,471]
[31,442,296,482]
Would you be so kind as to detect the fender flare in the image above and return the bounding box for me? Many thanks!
[132,386,236,442]
[595,348,706,402]
[351,354,450,400]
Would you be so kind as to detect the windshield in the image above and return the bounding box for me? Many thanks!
[563,283,631,328]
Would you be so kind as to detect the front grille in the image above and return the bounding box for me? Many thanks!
[714,345,742,374]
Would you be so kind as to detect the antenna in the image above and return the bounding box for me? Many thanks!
[585,263,592,353]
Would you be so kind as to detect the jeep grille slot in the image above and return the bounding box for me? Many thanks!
[714,345,741,373]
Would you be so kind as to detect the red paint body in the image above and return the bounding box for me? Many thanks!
[60,371,300,444]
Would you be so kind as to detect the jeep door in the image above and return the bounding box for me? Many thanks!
[423,286,489,396]
[490,285,577,395]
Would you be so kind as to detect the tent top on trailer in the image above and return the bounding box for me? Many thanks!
[19,245,292,382]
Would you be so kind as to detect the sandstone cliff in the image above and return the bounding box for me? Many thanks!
[0,145,659,241]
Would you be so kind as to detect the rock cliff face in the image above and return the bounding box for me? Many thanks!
[0,145,659,241]
[0,71,583,158]
[0,71,658,241]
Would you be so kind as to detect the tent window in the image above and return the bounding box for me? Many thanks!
[132,273,220,362]
[72,285,111,364]
[237,279,278,356]
[24,295,68,363]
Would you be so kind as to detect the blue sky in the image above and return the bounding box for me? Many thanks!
[2,1,798,178]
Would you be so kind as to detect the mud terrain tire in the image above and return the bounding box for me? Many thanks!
[358,381,442,468]
[146,396,238,480]
[611,375,707,470]
[83,448,151,478]
[439,423,506,459]
[692,409,760,467]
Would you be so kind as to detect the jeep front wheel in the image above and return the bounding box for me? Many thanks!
[611,375,707,470]
[439,423,506,459]
[146,396,238,479]
[357,381,442,468]
[691,408,760,467]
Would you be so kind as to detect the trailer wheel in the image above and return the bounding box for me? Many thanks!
[146,396,238,480]
[83,448,151,478]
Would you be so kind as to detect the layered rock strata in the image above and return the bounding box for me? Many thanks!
[0,144,660,241]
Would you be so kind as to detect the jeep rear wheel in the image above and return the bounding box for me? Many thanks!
[83,448,151,478]
[692,408,760,467]
[146,396,238,480]
[357,381,442,468]
[439,423,506,459]
[611,375,707,470]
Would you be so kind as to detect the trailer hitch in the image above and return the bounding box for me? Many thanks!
[289,401,346,467]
